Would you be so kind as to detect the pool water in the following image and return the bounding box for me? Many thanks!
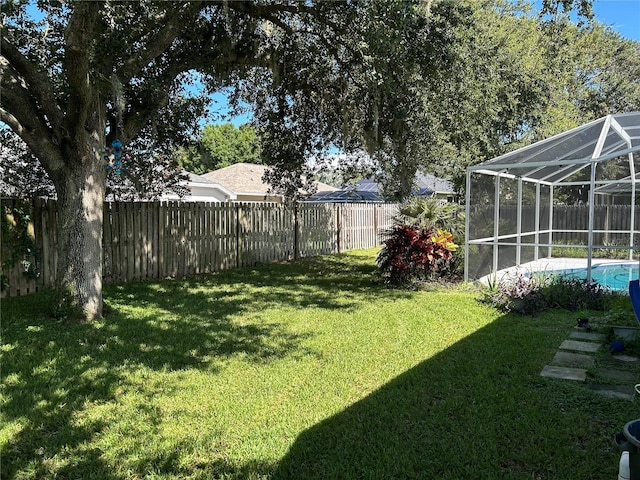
[549,264,639,291]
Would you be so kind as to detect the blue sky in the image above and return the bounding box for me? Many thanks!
[591,0,640,41]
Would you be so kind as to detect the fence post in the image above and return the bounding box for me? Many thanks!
[293,202,300,260]
[33,197,45,291]
[157,201,164,278]
[373,204,379,245]
[336,203,342,254]
[605,204,610,245]
[236,203,242,268]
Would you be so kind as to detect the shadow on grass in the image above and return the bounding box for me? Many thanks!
[139,251,393,313]
[1,292,123,479]
[272,313,634,480]
[0,251,410,478]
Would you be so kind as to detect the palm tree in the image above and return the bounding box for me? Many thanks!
[395,197,464,237]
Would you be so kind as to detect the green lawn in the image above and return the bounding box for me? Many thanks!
[1,249,638,479]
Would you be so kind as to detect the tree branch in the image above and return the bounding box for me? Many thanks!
[108,1,352,147]
[227,1,350,39]
[116,2,205,83]
[0,34,64,136]
[0,107,24,137]
[1,63,50,141]
[116,26,268,143]
[226,1,361,74]
[227,1,336,19]
[0,75,66,175]
[64,2,101,136]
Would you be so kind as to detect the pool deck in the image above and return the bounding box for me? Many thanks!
[477,257,639,286]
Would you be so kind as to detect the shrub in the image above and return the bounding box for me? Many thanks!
[483,270,615,315]
[541,276,611,311]
[1,200,40,291]
[483,270,548,315]
[377,224,459,287]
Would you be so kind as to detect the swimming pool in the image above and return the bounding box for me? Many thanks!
[548,264,638,291]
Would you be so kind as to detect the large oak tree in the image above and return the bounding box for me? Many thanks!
[1,0,470,319]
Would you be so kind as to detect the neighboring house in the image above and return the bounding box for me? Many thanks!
[305,172,456,203]
[305,178,381,203]
[413,172,458,202]
[161,172,236,202]
[202,163,337,203]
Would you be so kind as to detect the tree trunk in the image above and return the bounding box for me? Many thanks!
[54,151,106,320]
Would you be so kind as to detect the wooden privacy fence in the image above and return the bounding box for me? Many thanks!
[1,199,398,297]
[474,204,640,244]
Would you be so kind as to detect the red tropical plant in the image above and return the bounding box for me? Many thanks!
[377,224,459,286]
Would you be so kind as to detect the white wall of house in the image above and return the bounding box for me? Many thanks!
[161,181,236,202]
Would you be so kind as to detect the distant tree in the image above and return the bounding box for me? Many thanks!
[539,0,593,21]
[572,29,640,117]
[413,0,635,194]
[178,123,263,174]
[405,0,555,190]
[523,16,640,205]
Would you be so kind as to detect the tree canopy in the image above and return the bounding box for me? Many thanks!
[1,0,468,318]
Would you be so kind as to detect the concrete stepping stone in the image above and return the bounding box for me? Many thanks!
[552,351,595,368]
[541,365,586,382]
[587,384,636,401]
[559,340,601,353]
[610,355,639,363]
[543,331,640,398]
[570,331,607,342]
[595,368,637,384]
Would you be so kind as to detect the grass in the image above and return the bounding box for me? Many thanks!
[1,248,639,479]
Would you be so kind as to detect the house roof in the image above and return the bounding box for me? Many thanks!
[185,172,235,196]
[186,171,219,186]
[305,173,454,203]
[351,178,380,193]
[201,163,338,196]
[202,163,272,194]
[348,175,454,196]
[414,172,455,195]
[305,189,381,203]
[159,171,236,201]
[315,180,339,192]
